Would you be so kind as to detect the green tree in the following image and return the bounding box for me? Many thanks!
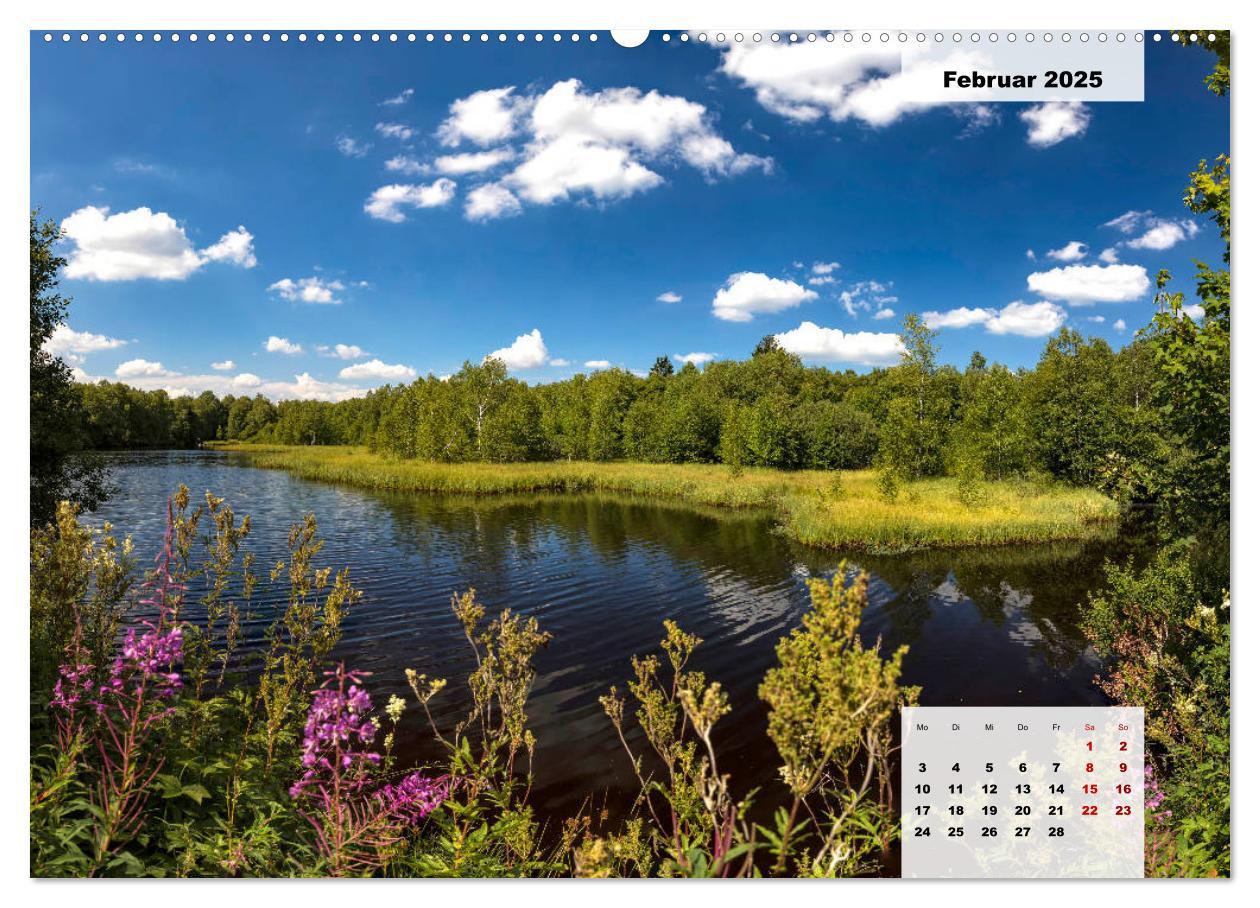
[30,212,109,526]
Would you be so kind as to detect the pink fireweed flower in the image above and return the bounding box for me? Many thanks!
[1143,762,1173,824]
[376,772,452,825]
[290,666,383,799]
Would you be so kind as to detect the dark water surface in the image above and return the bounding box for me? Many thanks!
[86,450,1147,821]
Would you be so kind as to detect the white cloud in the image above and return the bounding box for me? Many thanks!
[583,359,612,369]
[1105,211,1201,251]
[1182,304,1206,320]
[487,329,548,370]
[375,122,416,141]
[116,358,172,378]
[773,321,905,366]
[808,275,836,286]
[923,307,992,330]
[211,360,236,370]
[657,291,682,303]
[44,325,127,356]
[317,343,367,360]
[199,227,257,268]
[712,272,818,322]
[838,279,896,317]
[440,79,769,220]
[381,88,414,106]
[1099,247,1120,264]
[336,135,373,158]
[384,156,429,176]
[434,149,515,175]
[1084,315,1106,323]
[673,352,716,365]
[339,359,417,381]
[984,300,1067,336]
[714,40,992,128]
[1026,249,1037,261]
[1027,263,1150,305]
[548,358,571,367]
[61,206,255,281]
[1020,101,1090,147]
[873,307,896,320]
[925,301,1067,337]
[812,261,840,275]
[364,179,458,222]
[269,276,346,305]
[84,365,370,402]
[1045,240,1088,262]
[265,336,303,355]
[439,87,523,147]
[464,183,522,221]
[1114,319,1128,332]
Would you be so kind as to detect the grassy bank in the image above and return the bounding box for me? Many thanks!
[207,444,1118,552]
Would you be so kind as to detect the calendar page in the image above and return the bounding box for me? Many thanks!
[21,1,1231,886]
[901,707,1145,877]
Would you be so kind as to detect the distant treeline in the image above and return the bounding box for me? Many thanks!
[74,319,1163,491]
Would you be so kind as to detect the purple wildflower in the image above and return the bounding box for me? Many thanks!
[290,666,383,799]
[376,772,451,825]
[1144,762,1173,823]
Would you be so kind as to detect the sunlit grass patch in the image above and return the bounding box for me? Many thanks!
[210,444,1118,553]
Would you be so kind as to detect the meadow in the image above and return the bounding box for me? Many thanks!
[209,443,1119,553]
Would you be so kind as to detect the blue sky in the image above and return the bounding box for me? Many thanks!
[31,32,1229,400]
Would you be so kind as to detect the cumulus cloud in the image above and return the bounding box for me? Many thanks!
[923,301,1067,337]
[1026,263,1150,305]
[873,308,896,320]
[61,206,256,281]
[985,300,1067,336]
[375,122,416,141]
[583,359,612,369]
[317,343,367,360]
[200,227,257,268]
[44,325,127,357]
[211,360,235,370]
[232,372,262,388]
[673,352,716,365]
[712,272,818,322]
[116,358,173,378]
[364,179,458,222]
[657,291,682,303]
[434,149,515,175]
[384,156,428,176]
[1105,210,1201,251]
[1114,319,1128,332]
[1020,101,1090,147]
[438,87,524,147]
[438,79,770,221]
[78,364,372,402]
[1099,247,1120,264]
[487,329,548,370]
[464,184,522,222]
[548,358,571,367]
[269,276,346,305]
[1181,304,1206,320]
[773,321,904,366]
[1045,240,1088,262]
[923,307,992,330]
[336,135,373,158]
[265,336,303,355]
[713,39,993,128]
[338,359,417,381]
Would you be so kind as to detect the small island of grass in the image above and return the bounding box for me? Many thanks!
[208,443,1118,553]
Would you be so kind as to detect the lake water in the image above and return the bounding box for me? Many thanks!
[85,450,1146,823]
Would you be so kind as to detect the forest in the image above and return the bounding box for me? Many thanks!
[73,322,1161,499]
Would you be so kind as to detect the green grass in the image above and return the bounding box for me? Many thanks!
[207,444,1119,553]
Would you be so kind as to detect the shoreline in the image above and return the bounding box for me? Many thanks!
[204,443,1120,554]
